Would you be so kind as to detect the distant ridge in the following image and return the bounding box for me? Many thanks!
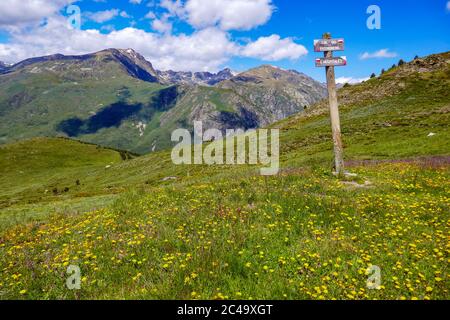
[0,48,327,153]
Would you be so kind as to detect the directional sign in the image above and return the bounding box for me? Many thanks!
[314,33,346,175]
[315,56,347,67]
[314,38,345,52]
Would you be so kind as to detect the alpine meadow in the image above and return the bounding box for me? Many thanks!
[0,0,448,305]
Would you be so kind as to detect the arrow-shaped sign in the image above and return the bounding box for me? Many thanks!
[315,56,347,67]
[314,38,345,52]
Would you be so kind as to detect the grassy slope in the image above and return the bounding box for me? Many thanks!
[0,138,126,229]
[0,56,449,300]
[276,64,450,168]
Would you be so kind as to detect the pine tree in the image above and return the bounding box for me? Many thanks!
[370,73,376,79]
[398,59,405,66]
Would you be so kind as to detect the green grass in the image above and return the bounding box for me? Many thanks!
[0,163,448,299]
[0,56,449,300]
[0,194,116,233]
[0,137,124,209]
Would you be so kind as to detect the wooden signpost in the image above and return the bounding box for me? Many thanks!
[315,33,345,176]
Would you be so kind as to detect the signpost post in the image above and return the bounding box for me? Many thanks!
[315,33,345,176]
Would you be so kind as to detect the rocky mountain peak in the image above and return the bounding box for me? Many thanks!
[238,65,309,80]
[157,68,235,86]
[95,48,159,82]
[226,65,321,88]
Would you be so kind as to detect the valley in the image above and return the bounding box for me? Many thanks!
[0,49,325,154]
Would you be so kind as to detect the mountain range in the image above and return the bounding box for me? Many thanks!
[157,68,236,86]
[0,48,326,153]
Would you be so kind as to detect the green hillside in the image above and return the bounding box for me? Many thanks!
[0,69,167,153]
[0,52,448,300]
[0,138,138,229]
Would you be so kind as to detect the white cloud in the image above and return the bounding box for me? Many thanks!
[86,9,120,23]
[129,0,142,4]
[336,77,369,85]
[120,11,132,19]
[185,0,274,30]
[161,0,186,18]
[0,0,308,71]
[151,18,172,34]
[360,49,397,60]
[0,17,240,71]
[0,0,75,27]
[447,1,450,11]
[241,35,308,61]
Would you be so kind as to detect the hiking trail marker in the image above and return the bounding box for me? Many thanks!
[314,33,346,176]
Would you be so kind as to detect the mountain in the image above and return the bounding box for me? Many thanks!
[218,65,327,126]
[157,68,235,86]
[0,49,169,153]
[157,66,327,137]
[0,49,325,153]
[1,48,159,82]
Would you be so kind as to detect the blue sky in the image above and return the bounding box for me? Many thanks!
[233,0,450,81]
[0,0,449,82]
